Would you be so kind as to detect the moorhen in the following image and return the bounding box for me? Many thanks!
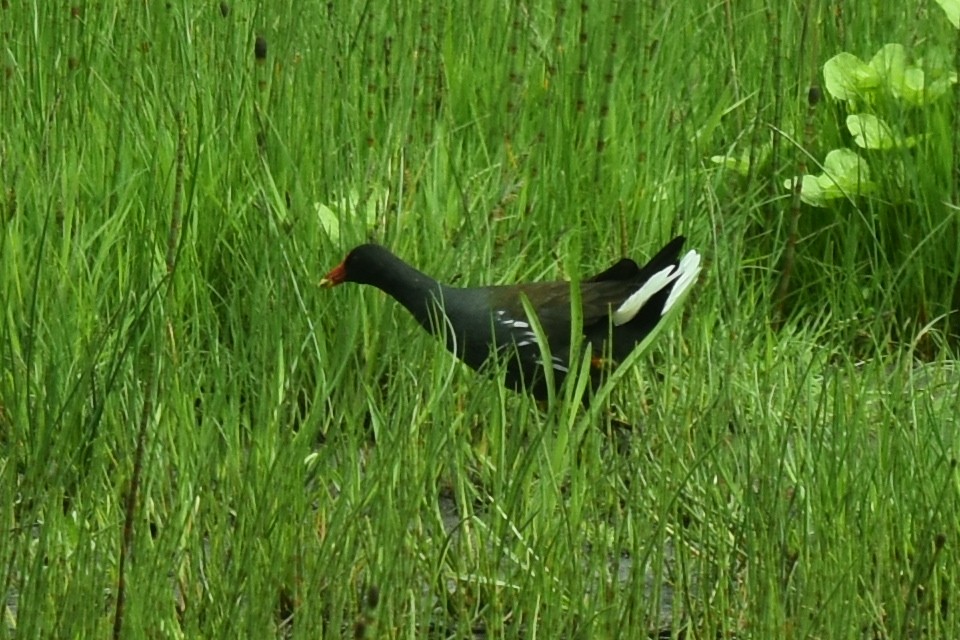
[321,237,701,401]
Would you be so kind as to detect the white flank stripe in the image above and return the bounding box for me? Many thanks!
[535,356,569,373]
[496,310,530,330]
[612,249,702,325]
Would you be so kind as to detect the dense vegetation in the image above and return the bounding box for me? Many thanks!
[1,1,958,637]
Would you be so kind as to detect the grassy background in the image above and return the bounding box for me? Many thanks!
[2,1,958,638]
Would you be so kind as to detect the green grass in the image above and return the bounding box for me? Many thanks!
[2,1,959,638]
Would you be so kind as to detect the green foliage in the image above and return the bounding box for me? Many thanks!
[711,5,959,341]
[823,44,957,108]
[846,113,924,150]
[935,0,960,29]
[1,1,959,639]
[791,42,956,206]
[784,148,876,207]
[314,187,389,242]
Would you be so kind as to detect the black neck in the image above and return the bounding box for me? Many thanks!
[362,252,447,329]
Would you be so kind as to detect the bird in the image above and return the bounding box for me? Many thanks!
[320,236,701,402]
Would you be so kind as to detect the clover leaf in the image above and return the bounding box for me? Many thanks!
[935,0,960,28]
[823,52,883,103]
[784,149,875,207]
